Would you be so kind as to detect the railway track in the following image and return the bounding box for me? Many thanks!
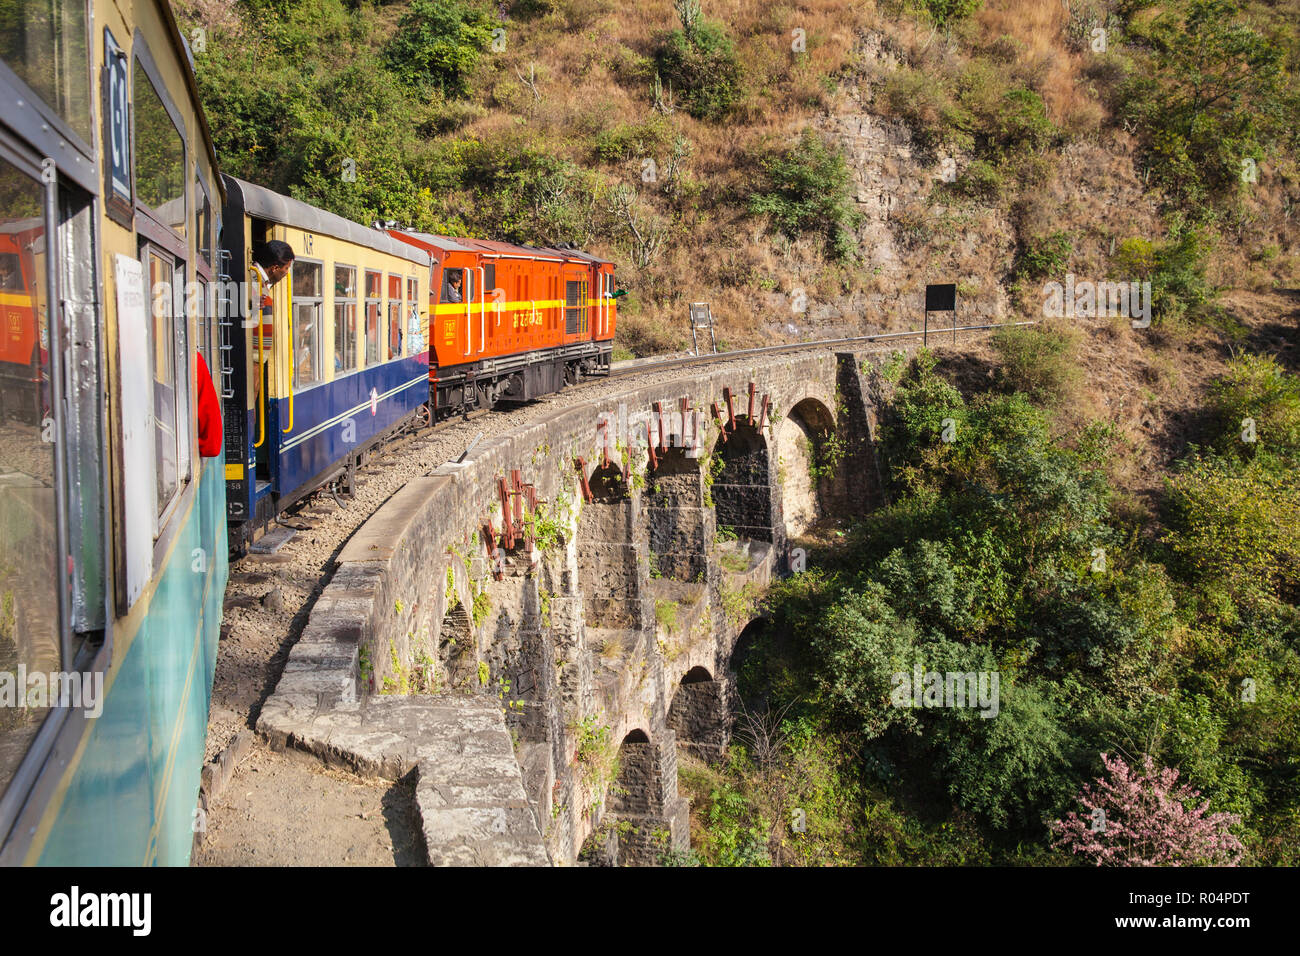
[605,320,1035,379]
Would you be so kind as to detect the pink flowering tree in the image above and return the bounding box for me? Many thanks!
[1051,752,1245,866]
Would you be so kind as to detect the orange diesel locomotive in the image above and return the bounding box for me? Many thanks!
[0,218,47,423]
[387,233,617,419]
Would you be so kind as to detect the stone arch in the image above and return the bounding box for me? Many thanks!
[710,422,778,544]
[645,447,707,581]
[603,726,689,864]
[667,665,729,762]
[727,617,771,712]
[587,461,626,501]
[777,396,837,538]
[576,461,646,630]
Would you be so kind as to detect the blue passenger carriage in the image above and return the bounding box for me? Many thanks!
[219,178,432,552]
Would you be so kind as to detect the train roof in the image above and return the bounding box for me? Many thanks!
[389,230,613,266]
[224,176,431,268]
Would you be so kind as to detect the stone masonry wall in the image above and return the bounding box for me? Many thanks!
[257,349,897,865]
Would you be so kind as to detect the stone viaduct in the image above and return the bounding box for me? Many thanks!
[257,347,895,865]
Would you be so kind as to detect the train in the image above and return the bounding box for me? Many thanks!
[0,0,619,865]
[219,187,619,552]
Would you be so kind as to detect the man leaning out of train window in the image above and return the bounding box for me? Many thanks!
[249,240,295,405]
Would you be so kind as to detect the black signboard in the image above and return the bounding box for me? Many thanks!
[925,283,956,312]
[103,28,133,226]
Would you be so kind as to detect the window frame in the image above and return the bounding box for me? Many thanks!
[0,126,112,847]
[142,240,191,535]
[386,273,402,360]
[130,36,187,250]
[0,0,96,185]
[290,256,325,392]
[364,268,381,366]
[334,263,358,376]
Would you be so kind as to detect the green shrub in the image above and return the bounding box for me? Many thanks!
[654,20,744,122]
[1163,453,1300,608]
[1016,230,1073,279]
[592,115,674,164]
[1208,354,1300,461]
[1120,0,1290,214]
[913,0,984,28]
[991,323,1083,408]
[748,129,861,261]
[951,159,1003,201]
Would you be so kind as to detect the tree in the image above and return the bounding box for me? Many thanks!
[1052,752,1245,865]
[383,0,496,97]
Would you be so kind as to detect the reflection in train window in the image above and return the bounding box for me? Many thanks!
[0,156,58,796]
[133,59,185,235]
[292,260,323,390]
[0,0,91,141]
[334,265,357,374]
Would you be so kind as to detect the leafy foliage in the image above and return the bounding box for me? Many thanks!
[1120,0,1293,214]
[748,129,862,261]
[654,20,744,122]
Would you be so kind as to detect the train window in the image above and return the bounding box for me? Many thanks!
[292,261,323,390]
[334,266,357,374]
[387,274,402,359]
[194,176,212,268]
[0,0,91,142]
[364,270,381,365]
[441,268,465,304]
[406,276,419,353]
[132,60,185,237]
[146,247,190,524]
[194,276,213,381]
[0,156,59,796]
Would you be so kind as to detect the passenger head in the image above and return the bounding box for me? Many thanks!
[253,240,295,286]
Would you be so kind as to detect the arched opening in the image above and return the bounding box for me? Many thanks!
[711,423,775,542]
[588,462,626,502]
[645,447,706,582]
[576,461,644,630]
[777,398,837,538]
[668,666,728,762]
[623,728,650,744]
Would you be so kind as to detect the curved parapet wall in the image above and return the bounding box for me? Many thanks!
[257,347,893,865]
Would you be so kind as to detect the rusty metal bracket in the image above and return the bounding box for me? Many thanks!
[575,457,592,502]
